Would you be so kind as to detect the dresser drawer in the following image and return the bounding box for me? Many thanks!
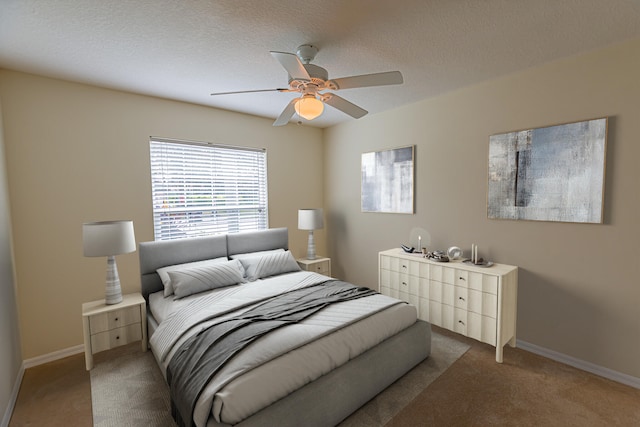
[468,288,498,318]
[455,270,498,295]
[89,305,141,334]
[430,264,455,284]
[454,308,497,346]
[90,323,142,354]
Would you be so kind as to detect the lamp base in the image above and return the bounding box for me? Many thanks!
[105,256,123,305]
[306,230,317,260]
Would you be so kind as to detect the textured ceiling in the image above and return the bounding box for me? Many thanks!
[1,0,640,128]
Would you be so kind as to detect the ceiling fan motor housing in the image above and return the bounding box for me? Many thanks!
[296,44,318,63]
[288,63,329,87]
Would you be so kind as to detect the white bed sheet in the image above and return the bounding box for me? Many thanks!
[149,272,418,426]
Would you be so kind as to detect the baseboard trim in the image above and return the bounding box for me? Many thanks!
[22,344,84,369]
[517,339,640,389]
[1,364,24,427]
[3,345,85,426]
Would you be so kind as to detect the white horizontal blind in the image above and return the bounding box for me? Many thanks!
[149,138,268,240]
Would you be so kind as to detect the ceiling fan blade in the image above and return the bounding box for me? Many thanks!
[322,93,368,119]
[273,98,298,126]
[270,51,311,81]
[328,71,403,90]
[211,88,290,96]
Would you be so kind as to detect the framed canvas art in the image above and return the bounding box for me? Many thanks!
[361,145,414,214]
[487,117,607,223]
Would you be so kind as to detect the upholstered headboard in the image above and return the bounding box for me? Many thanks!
[138,227,289,301]
[226,227,289,257]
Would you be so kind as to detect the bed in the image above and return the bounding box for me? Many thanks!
[139,227,431,427]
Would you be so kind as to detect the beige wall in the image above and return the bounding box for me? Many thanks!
[324,38,640,378]
[0,70,324,359]
[1,38,638,381]
[0,97,22,425]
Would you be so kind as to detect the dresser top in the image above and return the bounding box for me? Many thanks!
[379,248,517,276]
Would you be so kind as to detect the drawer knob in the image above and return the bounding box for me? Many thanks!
[116,336,120,340]
[458,320,465,326]
[401,282,408,286]
[458,296,465,301]
[115,317,119,321]
[459,277,466,281]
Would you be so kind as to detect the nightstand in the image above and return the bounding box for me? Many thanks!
[297,257,331,277]
[82,292,147,370]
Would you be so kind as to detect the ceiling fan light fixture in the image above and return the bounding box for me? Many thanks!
[295,95,324,120]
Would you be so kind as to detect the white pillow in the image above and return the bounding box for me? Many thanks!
[157,257,228,297]
[229,248,284,261]
[238,250,301,282]
[169,259,245,299]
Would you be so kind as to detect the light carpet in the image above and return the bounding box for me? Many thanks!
[90,331,470,426]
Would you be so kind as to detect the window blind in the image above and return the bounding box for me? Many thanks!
[149,138,268,241]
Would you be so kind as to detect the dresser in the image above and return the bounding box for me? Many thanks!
[81,292,148,370]
[379,248,517,362]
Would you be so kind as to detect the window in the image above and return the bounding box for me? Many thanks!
[149,138,268,240]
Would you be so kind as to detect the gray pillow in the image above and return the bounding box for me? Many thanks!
[157,257,229,297]
[239,250,301,282]
[169,259,246,299]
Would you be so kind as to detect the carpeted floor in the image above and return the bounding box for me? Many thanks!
[89,331,470,427]
[90,344,174,426]
[386,329,640,426]
[10,326,640,426]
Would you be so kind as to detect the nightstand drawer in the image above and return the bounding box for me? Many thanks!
[297,257,331,277]
[89,305,141,334]
[90,323,142,354]
[309,260,330,274]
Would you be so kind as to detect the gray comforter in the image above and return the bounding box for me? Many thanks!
[167,280,376,427]
[150,271,414,426]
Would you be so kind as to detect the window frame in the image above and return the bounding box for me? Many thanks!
[149,137,268,241]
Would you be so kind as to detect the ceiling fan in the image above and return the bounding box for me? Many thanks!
[210,45,404,126]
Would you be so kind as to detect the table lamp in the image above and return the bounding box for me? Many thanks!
[298,208,324,260]
[82,220,136,305]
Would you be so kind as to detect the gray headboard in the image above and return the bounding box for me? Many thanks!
[227,227,289,257]
[138,227,289,301]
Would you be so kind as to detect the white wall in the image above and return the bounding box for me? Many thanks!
[324,38,640,379]
[0,98,22,427]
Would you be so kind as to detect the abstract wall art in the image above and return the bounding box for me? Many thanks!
[361,145,414,214]
[487,118,607,223]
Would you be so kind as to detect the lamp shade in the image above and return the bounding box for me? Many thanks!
[298,209,324,230]
[295,96,324,120]
[83,220,136,257]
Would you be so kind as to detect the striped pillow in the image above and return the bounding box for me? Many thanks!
[168,259,246,299]
[157,257,229,297]
[239,250,301,281]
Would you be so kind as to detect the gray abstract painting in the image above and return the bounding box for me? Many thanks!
[362,146,414,214]
[488,118,607,223]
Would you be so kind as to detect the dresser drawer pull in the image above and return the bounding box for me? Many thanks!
[116,336,120,340]
[401,264,407,269]
[114,317,119,321]
[401,281,408,287]
[458,320,465,326]
[458,296,465,301]
[458,277,466,281]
